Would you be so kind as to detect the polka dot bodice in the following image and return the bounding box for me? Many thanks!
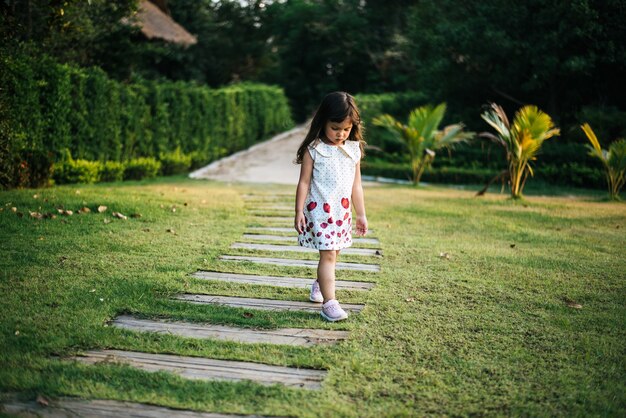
[298,138,361,250]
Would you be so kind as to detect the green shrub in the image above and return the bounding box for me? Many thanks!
[159,147,192,175]
[98,161,125,183]
[52,158,100,184]
[123,157,161,180]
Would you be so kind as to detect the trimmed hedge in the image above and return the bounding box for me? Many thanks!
[0,49,293,189]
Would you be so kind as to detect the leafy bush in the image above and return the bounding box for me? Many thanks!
[159,147,192,175]
[52,157,100,184]
[98,161,125,183]
[123,157,161,180]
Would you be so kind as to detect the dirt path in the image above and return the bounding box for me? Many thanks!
[189,125,307,185]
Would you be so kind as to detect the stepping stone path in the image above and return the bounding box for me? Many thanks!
[113,315,349,346]
[231,242,382,257]
[14,191,382,416]
[0,394,268,417]
[191,271,375,290]
[242,233,380,246]
[172,294,365,313]
[220,255,381,272]
[71,350,326,389]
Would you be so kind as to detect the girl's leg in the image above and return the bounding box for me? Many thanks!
[317,250,337,302]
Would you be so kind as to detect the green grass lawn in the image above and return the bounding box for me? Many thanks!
[1,177,624,417]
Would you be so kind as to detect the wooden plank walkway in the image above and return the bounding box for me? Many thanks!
[220,255,381,272]
[231,242,382,257]
[71,350,327,389]
[112,315,349,347]
[0,395,268,417]
[173,294,365,313]
[191,271,374,290]
[242,233,381,246]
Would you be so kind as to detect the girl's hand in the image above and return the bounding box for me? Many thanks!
[294,212,306,234]
[355,215,368,236]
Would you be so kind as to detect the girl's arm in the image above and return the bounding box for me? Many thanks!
[294,151,313,233]
[352,162,368,236]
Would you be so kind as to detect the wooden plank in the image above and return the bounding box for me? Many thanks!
[247,227,294,233]
[251,216,292,222]
[231,242,382,257]
[173,294,365,313]
[249,205,292,211]
[112,315,349,347]
[70,350,326,389]
[191,271,375,290]
[249,211,292,217]
[242,233,381,246]
[220,255,380,272]
[0,395,267,417]
[247,226,376,235]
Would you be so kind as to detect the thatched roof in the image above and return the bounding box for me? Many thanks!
[128,0,197,46]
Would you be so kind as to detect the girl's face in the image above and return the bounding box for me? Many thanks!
[323,117,353,145]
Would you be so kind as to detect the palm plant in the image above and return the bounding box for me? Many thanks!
[581,123,626,200]
[480,103,560,199]
[373,103,473,185]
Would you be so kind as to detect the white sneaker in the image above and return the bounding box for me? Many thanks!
[309,280,324,303]
[320,299,348,322]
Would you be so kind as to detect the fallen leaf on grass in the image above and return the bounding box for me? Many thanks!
[29,211,43,219]
[33,194,39,199]
[11,207,17,212]
[243,312,254,318]
[78,206,91,214]
[130,213,142,218]
[57,209,73,216]
[103,218,111,224]
[43,213,57,219]
[563,297,583,309]
[75,190,81,195]
[112,212,127,220]
[97,205,107,213]
[166,228,176,234]
[405,297,415,302]
[36,395,49,406]
[438,252,450,260]
[510,243,516,248]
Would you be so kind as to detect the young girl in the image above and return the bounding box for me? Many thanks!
[294,92,368,322]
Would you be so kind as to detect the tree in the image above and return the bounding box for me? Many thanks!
[373,103,474,185]
[580,123,626,200]
[480,103,560,199]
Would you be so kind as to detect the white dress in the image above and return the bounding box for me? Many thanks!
[298,138,361,250]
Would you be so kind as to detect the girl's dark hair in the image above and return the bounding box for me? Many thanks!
[295,91,365,164]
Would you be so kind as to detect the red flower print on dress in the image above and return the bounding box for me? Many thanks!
[328,217,333,224]
[336,220,343,227]
[320,222,328,229]
[343,212,350,220]
[341,198,350,209]
[308,222,313,228]
[325,234,330,239]
[323,203,331,213]
[307,202,317,211]
[316,231,323,237]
